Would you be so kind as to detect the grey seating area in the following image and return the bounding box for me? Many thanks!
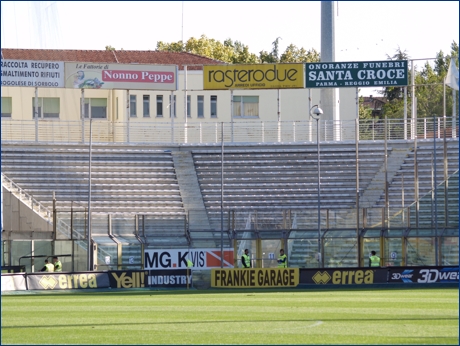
[192,142,389,230]
[1,143,183,213]
[373,140,459,223]
[1,143,187,249]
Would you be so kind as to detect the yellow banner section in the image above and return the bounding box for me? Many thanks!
[203,64,304,90]
[211,268,299,288]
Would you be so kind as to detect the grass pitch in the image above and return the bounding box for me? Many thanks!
[1,287,458,345]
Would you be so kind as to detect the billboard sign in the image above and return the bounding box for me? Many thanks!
[26,272,110,290]
[1,60,65,88]
[305,60,408,88]
[64,62,177,90]
[211,268,299,288]
[144,248,234,270]
[148,269,192,288]
[1,274,27,291]
[204,63,304,90]
[299,268,388,285]
[388,267,459,283]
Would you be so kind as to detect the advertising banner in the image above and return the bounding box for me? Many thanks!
[203,63,304,90]
[1,60,65,88]
[299,268,388,285]
[148,269,192,288]
[144,248,234,270]
[64,62,177,90]
[211,268,299,288]
[1,274,27,291]
[388,266,459,284]
[305,60,408,88]
[26,272,110,290]
[109,270,149,289]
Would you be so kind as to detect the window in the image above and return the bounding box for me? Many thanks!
[81,98,107,119]
[156,95,163,117]
[31,97,60,119]
[169,95,176,117]
[143,95,150,117]
[233,96,259,118]
[187,95,191,118]
[197,95,204,118]
[2,97,12,118]
[210,95,217,118]
[130,95,137,117]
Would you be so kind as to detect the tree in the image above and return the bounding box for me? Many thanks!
[382,46,410,102]
[105,45,116,51]
[157,35,321,64]
[380,41,458,119]
[156,35,259,64]
[280,45,320,63]
[259,37,282,63]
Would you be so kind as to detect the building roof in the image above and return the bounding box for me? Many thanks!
[1,49,225,70]
[362,95,387,109]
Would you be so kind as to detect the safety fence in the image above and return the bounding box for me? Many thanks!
[1,117,457,144]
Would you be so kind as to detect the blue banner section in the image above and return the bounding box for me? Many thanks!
[388,266,459,284]
[148,269,192,288]
[299,266,459,285]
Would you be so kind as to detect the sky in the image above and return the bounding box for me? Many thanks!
[1,1,459,95]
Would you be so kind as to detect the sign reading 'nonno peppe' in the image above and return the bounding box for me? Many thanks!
[305,60,408,88]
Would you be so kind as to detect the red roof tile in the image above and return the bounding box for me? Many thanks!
[1,49,225,70]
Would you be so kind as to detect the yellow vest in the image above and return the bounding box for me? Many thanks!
[53,261,62,272]
[370,255,380,267]
[242,254,251,268]
[277,254,287,268]
[45,263,54,272]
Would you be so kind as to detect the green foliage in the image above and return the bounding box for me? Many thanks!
[359,96,373,120]
[380,41,458,119]
[2,288,458,345]
[280,45,320,63]
[156,35,320,64]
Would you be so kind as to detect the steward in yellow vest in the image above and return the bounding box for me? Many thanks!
[53,256,62,272]
[277,249,287,268]
[369,251,381,267]
[241,249,251,268]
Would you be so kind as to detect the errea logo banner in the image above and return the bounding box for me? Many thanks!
[312,271,331,284]
[305,60,408,88]
[300,268,388,285]
[26,272,110,290]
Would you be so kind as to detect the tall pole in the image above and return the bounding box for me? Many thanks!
[433,114,438,266]
[316,117,321,267]
[220,122,224,267]
[87,118,93,271]
[310,105,323,268]
[184,65,188,143]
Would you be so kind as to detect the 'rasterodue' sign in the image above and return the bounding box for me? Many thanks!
[204,63,304,90]
[305,60,408,88]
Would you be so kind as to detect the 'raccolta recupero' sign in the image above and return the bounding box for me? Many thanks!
[305,60,408,88]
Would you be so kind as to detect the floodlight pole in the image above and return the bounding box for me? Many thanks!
[220,122,224,268]
[310,105,323,268]
[87,118,93,271]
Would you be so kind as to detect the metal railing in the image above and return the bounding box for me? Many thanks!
[1,117,457,144]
